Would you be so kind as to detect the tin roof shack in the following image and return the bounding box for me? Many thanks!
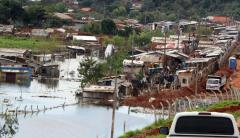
[0,48,32,63]
[131,51,189,74]
[185,58,217,79]
[82,75,132,99]
[123,59,144,74]
[31,29,50,38]
[38,64,59,78]
[0,48,31,58]
[70,36,102,57]
[54,12,73,21]
[83,85,115,99]
[33,54,52,64]
[151,36,192,54]
[0,24,14,34]
[0,66,32,84]
[148,21,176,31]
[176,69,195,87]
[179,20,198,32]
[207,16,231,25]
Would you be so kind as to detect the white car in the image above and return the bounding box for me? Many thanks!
[160,112,240,138]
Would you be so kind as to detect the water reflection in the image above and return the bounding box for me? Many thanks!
[37,78,59,89]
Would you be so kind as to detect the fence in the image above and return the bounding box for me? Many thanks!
[151,87,240,120]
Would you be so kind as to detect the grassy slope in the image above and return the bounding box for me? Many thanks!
[0,36,63,53]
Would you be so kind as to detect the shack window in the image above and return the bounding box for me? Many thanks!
[182,78,187,84]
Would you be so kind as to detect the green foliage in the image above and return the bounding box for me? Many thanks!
[147,135,166,138]
[78,57,104,88]
[101,19,117,35]
[130,29,163,47]
[0,113,19,137]
[119,119,171,138]
[196,26,213,36]
[77,0,240,21]
[83,22,102,34]
[25,4,46,26]
[55,2,67,13]
[112,6,127,17]
[207,101,240,110]
[44,16,71,28]
[0,0,26,24]
[44,2,67,13]
[106,50,128,74]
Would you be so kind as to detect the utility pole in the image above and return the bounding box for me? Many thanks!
[177,26,180,51]
[195,65,198,95]
[131,39,134,75]
[163,27,167,71]
[110,73,118,138]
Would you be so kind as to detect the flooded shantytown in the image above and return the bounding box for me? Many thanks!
[0,0,240,138]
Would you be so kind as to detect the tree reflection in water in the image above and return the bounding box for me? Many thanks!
[0,113,19,137]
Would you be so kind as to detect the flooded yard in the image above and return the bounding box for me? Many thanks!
[0,55,154,138]
[15,105,154,138]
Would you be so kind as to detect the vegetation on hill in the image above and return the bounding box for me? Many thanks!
[77,0,240,23]
[0,0,70,27]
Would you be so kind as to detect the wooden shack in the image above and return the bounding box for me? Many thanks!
[82,85,115,99]
[0,66,32,83]
[38,64,60,78]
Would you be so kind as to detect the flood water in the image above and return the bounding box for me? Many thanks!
[0,55,154,138]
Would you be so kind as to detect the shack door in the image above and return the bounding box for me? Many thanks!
[6,73,16,82]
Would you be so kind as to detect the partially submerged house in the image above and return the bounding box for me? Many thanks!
[38,63,60,78]
[0,65,32,83]
[83,85,115,99]
[83,75,131,99]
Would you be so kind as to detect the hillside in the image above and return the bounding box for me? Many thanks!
[77,0,240,23]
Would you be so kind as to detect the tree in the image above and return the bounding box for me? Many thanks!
[0,0,26,24]
[101,19,117,35]
[78,57,104,88]
[25,5,46,26]
[55,2,67,13]
[112,6,127,17]
[0,113,19,137]
[83,22,101,34]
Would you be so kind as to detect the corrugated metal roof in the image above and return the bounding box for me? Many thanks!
[185,58,212,63]
[73,35,97,41]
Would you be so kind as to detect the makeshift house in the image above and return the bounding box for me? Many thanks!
[0,66,32,83]
[0,24,14,34]
[33,54,52,63]
[31,29,50,37]
[82,85,115,99]
[54,12,73,21]
[0,48,32,59]
[151,37,187,53]
[72,35,98,42]
[122,59,144,74]
[38,64,59,78]
[176,69,195,87]
[0,58,25,66]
